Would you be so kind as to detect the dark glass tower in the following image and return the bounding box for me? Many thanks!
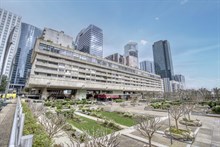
[10,23,42,90]
[75,24,103,58]
[153,40,174,80]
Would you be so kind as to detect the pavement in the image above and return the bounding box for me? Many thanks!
[102,103,220,147]
[0,99,17,147]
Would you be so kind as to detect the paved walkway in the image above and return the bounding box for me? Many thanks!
[102,103,220,147]
[0,99,17,147]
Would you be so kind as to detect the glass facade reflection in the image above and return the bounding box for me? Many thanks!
[75,24,103,58]
[153,40,174,80]
[11,23,42,88]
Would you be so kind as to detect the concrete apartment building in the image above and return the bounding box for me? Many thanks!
[124,42,139,68]
[105,53,125,65]
[42,28,73,48]
[26,30,163,99]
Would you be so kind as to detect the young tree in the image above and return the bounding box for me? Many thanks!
[213,87,220,101]
[0,75,7,92]
[169,105,184,129]
[183,103,194,120]
[85,132,120,147]
[136,115,161,147]
[198,88,211,101]
[39,112,67,139]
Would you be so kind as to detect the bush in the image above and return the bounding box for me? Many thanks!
[212,105,220,114]
[114,99,123,103]
[123,112,133,118]
[44,102,51,107]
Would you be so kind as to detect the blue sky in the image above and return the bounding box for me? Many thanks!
[1,0,220,89]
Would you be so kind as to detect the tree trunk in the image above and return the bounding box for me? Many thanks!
[149,137,152,147]
[188,113,190,120]
[175,119,178,129]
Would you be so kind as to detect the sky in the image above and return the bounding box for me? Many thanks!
[1,0,220,90]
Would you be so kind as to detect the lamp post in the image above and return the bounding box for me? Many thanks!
[167,109,173,145]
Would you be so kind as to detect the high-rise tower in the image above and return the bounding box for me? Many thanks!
[124,42,138,68]
[75,24,103,57]
[153,40,174,80]
[10,23,42,90]
[0,8,21,76]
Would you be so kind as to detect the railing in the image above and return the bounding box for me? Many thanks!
[9,97,33,147]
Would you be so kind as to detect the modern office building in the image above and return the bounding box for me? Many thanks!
[174,74,185,83]
[153,40,174,80]
[26,31,163,99]
[140,60,155,73]
[10,23,42,90]
[105,53,125,65]
[174,74,185,89]
[75,24,103,58]
[0,8,21,76]
[124,42,138,68]
[42,28,73,48]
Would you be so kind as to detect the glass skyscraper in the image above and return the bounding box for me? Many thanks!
[0,8,21,76]
[140,60,155,73]
[10,23,42,89]
[153,40,174,80]
[75,24,103,58]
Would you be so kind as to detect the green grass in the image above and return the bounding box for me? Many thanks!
[67,116,114,136]
[98,111,136,127]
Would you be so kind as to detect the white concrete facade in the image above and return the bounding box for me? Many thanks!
[0,8,21,76]
[42,28,73,48]
[26,39,164,98]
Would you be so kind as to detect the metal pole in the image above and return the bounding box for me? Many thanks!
[168,109,173,145]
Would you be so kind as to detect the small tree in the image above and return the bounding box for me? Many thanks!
[183,103,194,120]
[213,87,220,101]
[85,131,120,147]
[39,112,67,139]
[169,105,184,129]
[0,75,7,92]
[136,115,161,147]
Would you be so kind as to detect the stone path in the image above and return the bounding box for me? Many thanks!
[0,99,17,147]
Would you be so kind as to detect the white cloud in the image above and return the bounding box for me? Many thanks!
[180,0,188,5]
[155,17,159,21]
[140,40,148,46]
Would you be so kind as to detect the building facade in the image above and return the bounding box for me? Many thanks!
[140,60,155,73]
[0,8,21,76]
[26,38,164,99]
[10,23,42,90]
[75,24,103,58]
[124,42,138,68]
[105,53,125,65]
[42,28,73,48]
[153,40,174,80]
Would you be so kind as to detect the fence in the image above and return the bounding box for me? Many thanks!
[9,97,33,147]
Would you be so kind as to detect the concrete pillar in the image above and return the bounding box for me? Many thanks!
[41,88,48,99]
[75,89,87,100]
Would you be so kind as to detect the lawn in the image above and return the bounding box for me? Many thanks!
[67,116,114,136]
[98,111,136,127]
